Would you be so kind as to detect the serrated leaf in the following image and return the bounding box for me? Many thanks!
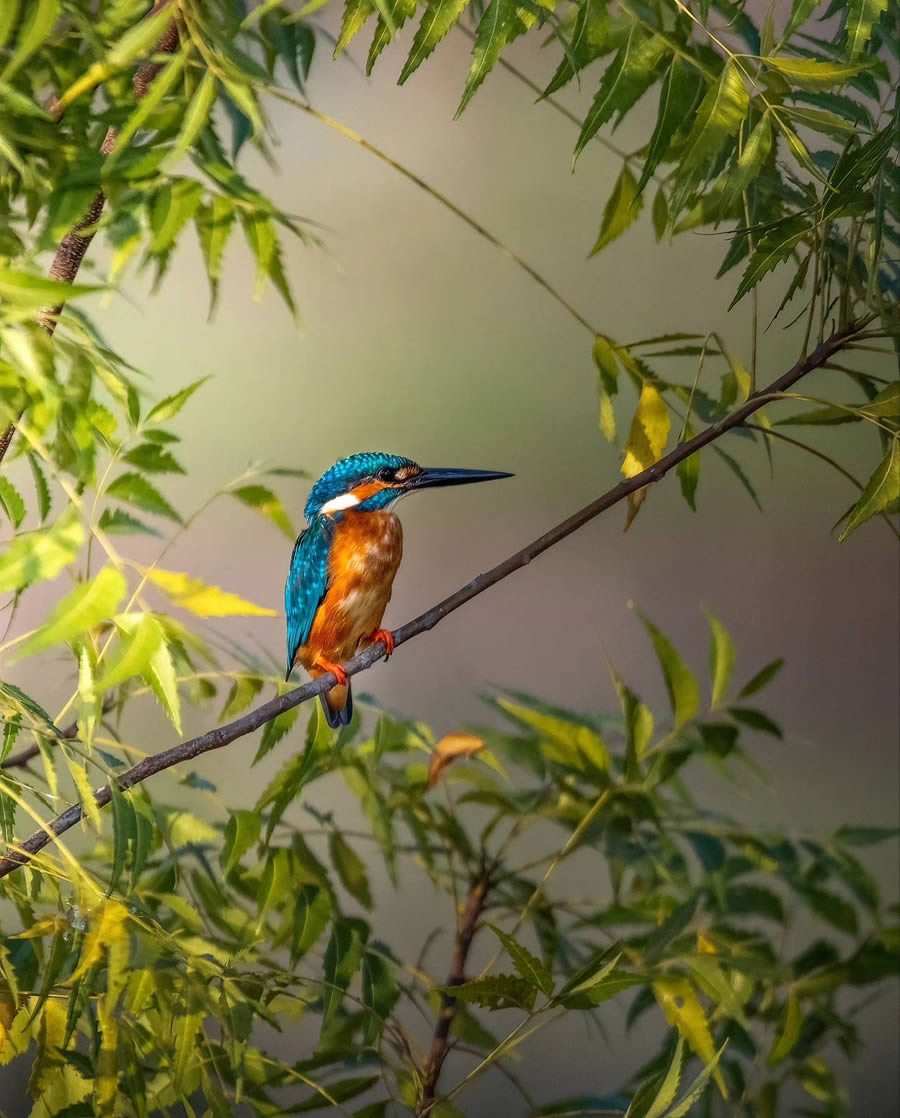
[96,614,164,692]
[662,1042,727,1117]
[593,335,620,441]
[444,973,537,1011]
[329,831,372,909]
[98,508,161,537]
[123,443,185,474]
[143,632,181,732]
[0,478,25,528]
[557,952,623,1001]
[222,809,260,874]
[322,917,367,1026]
[574,30,668,163]
[636,59,700,197]
[143,567,276,617]
[704,610,736,709]
[145,379,208,425]
[361,951,399,1043]
[761,55,876,90]
[335,0,375,54]
[0,509,84,591]
[639,614,699,729]
[400,0,471,83]
[590,163,643,255]
[168,71,218,167]
[196,197,235,313]
[721,114,772,212]
[108,50,187,160]
[230,484,293,539]
[488,923,553,996]
[16,567,126,660]
[367,0,417,74]
[220,674,263,721]
[834,825,898,846]
[635,1037,684,1118]
[838,438,899,540]
[845,0,889,56]
[105,472,180,522]
[653,977,726,1096]
[456,0,522,116]
[621,383,670,529]
[712,445,762,509]
[0,268,102,308]
[26,454,51,522]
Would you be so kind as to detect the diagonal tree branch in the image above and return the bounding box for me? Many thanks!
[0,2,179,466]
[0,321,871,879]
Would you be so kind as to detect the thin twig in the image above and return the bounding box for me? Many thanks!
[0,320,867,880]
[418,870,490,1116]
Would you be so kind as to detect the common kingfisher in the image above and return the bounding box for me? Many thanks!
[285,452,512,728]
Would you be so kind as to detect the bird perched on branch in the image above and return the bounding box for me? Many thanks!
[285,452,512,728]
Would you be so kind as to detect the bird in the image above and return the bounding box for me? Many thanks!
[284,451,512,728]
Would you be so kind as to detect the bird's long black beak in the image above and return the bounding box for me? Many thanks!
[410,467,513,490]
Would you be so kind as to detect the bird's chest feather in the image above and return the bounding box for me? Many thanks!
[313,512,402,655]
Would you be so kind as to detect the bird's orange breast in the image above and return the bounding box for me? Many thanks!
[298,510,403,670]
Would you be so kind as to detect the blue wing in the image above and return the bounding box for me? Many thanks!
[284,515,334,679]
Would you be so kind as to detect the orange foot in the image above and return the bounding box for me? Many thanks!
[369,628,395,659]
[314,656,348,687]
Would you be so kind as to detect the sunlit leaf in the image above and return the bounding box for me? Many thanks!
[106,472,180,522]
[16,567,126,660]
[400,0,471,83]
[704,610,736,709]
[427,732,485,788]
[769,994,803,1065]
[761,55,876,90]
[0,478,25,529]
[845,0,889,56]
[230,484,294,539]
[639,614,699,729]
[143,566,277,616]
[590,163,643,255]
[653,976,726,1096]
[838,438,899,540]
[636,59,700,197]
[144,379,208,425]
[621,382,670,529]
[0,509,84,591]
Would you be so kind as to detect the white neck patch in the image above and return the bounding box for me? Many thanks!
[320,492,361,514]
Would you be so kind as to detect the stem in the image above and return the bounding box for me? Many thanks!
[0,3,179,466]
[0,321,869,880]
[418,871,490,1116]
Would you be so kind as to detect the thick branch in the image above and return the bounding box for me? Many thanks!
[0,4,178,463]
[418,872,490,1116]
[0,322,866,879]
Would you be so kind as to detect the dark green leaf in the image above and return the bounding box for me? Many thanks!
[106,472,180,522]
[488,923,553,996]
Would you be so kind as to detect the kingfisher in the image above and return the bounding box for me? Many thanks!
[284,452,512,728]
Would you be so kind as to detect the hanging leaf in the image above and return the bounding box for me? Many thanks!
[95,613,164,693]
[590,163,643,255]
[335,0,376,54]
[321,917,367,1026]
[123,443,185,474]
[329,831,373,909]
[593,335,620,442]
[144,379,208,425]
[845,0,889,56]
[456,0,524,116]
[0,0,61,82]
[26,454,51,522]
[653,976,726,1096]
[621,382,670,529]
[427,732,485,788]
[400,0,471,83]
[196,197,235,313]
[721,114,773,213]
[0,478,25,529]
[229,484,294,539]
[769,994,803,1065]
[636,59,701,197]
[761,55,876,90]
[704,609,736,709]
[635,1037,684,1118]
[15,567,126,660]
[98,508,161,537]
[488,923,553,997]
[142,566,276,616]
[168,71,218,167]
[838,438,899,540]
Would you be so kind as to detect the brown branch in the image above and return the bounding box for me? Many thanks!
[0,321,868,880]
[418,871,490,1116]
[1,696,119,772]
[0,3,179,463]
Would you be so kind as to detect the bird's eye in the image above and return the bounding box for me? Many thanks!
[375,466,395,482]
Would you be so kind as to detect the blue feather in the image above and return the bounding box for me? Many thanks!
[284,514,335,679]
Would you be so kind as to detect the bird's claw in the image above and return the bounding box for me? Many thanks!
[314,656,348,687]
[370,628,395,660]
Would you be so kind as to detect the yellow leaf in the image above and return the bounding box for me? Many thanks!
[70,900,129,983]
[142,566,276,617]
[428,732,485,788]
[654,975,727,1096]
[621,383,670,530]
[697,930,717,955]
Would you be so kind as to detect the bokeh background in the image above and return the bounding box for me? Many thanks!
[3,10,899,1115]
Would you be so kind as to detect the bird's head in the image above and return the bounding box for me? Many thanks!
[305,452,512,521]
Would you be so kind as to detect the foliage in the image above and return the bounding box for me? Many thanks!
[0,1,897,1115]
[0,610,897,1116]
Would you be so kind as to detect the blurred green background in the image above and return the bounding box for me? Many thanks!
[5,15,899,1116]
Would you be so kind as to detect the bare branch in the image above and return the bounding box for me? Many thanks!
[0,321,869,879]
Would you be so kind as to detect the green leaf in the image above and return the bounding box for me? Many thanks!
[662,1042,727,1117]
[98,508,161,537]
[639,615,699,729]
[803,886,858,933]
[761,55,876,90]
[143,632,182,733]
[721,114,773,212]
[729,706,783,738]
[556,951,623,1001]
[222,811,259,875]
[27,454,51,522]
[399,0,471,83]
[169,71,218,167]
[574,30,668,164]
[712,445,762,510]
[834,825,899,846]
[143,566,276,616]
[196,197,235,313]
[106,472,180,522]
[367,0,417,74]
[0,0,60,82]
[0,477,25,528]
[593,335,620,442]
[335,0,375,54]
[96,613,164,692]
[456,0,522,116]
[292,885,332,963]
[361,950,399,1042]
[0,509,84,592]
[590,163,643,255]
[738,657,783,698]
[329,831,373,909]
[839,438,899,540]
[16,567,126,660]
[769,994,802,1065]
[123,443,185,474]
[671,61,748,211]
[845,0,889,56]
[636,59,700,197]
[0,267,102,308]
[322,917,367,1026]
[704,610,736,709]
[635,1037,684,1118]
[677,438,700,511]
[445,974,537,1011]
[0,2,21,51]
[108,50,187,158]
[488,923,553,996]
[220,674,264,721]
[145,379,208,425]
[230,484,294,539]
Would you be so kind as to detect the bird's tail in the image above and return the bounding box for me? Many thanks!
[320,681,353,728]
